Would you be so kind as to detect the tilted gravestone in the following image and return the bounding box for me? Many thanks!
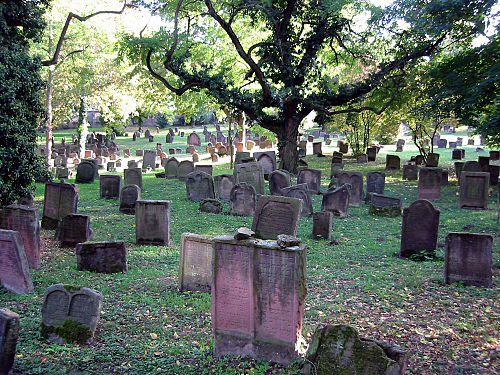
[164,157,179,179]
[234,162,265,195]
[41,181,79,230]
[99,175,122,199]
[187,132,201,146]
[400,200,440,258]
[444,232,492,287]
[252,196,302,240]
[297,168,322,194]
[186,171,215,201]
[119,184,141,215]
[0,308,20,375]
[230,183,256,216]
[322,184,350,218]
[269,170,291,195]
[178,233,213,293]
[337,171,363,206]
[55,214,92,247]
[75,160,97,184]
[214,174,234,202]
[402,164,418,181]
[0,230,33,294]
[211,235,306,365]
[385,155,400,170]
[124,168,143,190]
[177,160,195,181]
[253,151,276,179]
[199,199,223,214]
[76,241,127,274]
[459,171,489,209]
[0,204,40,269]
[368,194,402,217]
[365,171,385,203]
[313,211,332,240]
[281,183,313,217]
[41,284,102,344]
[135,200,171,245]
[418,167,442,200]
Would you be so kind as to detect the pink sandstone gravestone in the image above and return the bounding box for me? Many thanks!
[0,308,20,375]
[178,233,213,292]
[418,167,442,200]
[459,171,489,209]
[135,200,171,245]
[0,230,34,294]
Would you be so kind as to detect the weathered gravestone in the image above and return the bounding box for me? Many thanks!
[41,284,102,344]
[426,153,440,167]
[368,194,402,217]
[164,157,179,179]
[441,170,449,186]
[337,171,363,206]
[462,160,482,173]
[269,170,291,195]
[455,161,464,183]
[76,241,127,274]
[280,184,313,217]
[55,214,92,247]
[187,132,201,146]
[186,171,215,201]
[452,149,464,160]
[488,165,499,186]
[252,196,302,239]
[414,154,424,165]
[253,151,276,179]
[124,168,143,190]
[467,138,475,145]
[459,172,489,209]
[356,154,368,163]
[0,308,20,375]
[178,233,213,293]
[195,165,213,176]
[438,139,447,148]
[385,155,400,170]
[75,160,97,183]
[230,183,257,216]
[177,160,195,181]
[144,129,151,138]
[99,175,122,199]
[0,230,33,294]
[402,164,418,181]
[199,199,223,214]
[365,171,385,203]
[338,141,348,154]
[0,205,40,269]
[478,156,490,172]
[297,168,322,195]
[312,211,332,240]
[448,141,457,148]
[235,152,251,164]
[489,150,500,160]
[142,150,156,170]
[166,134,174,143]
[135,200,171,245]
[444,232,492,287]
[41,181,79,230]
[119,184,141,215]
[234,162,265,195]
[312,142,322,155]
[211,235,306,365]
[366,147,377,161]
[322,184,350,218]
[418,167,442,200]
[400,200,440,258]
[396,139,405,152]
[56,167,70,180]
[214,174,234,202]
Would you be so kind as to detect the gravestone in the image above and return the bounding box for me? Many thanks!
[438,139,447,148]
[178,233,213,293]
[235,152,251,164]
[75,160,96,183]
[214,174,234,202]
[418,167,442,200]
[338,141,348,154]
[253,151,276,179]
[166,134,174,143]
[459,172,489,209]
[297,168,322,194]
[444,233,492,287]
[331,153,343,165]
[312,211,332,240]
[448,141,457,148]
[0,230,33,294]
[234,162,265,195]
[187,132,201,146]
[0,204,40,269]
[186,145,196,155]
[396,139,405,152]
[124,168,143,190]
[269,170,291,195]
[136,150,144,157]
[452,149,463,160]
[186,171,215,201]
[308,135,314,142]
[135,200,171,245]
[246,140,255,150]
[41,181,79,230]
[322,184,350,218]
[195,165,213,176]
[76,241,127,274]
[455,161,464,183]
[0,308,20,375]
[199,199,223,214]
[337,171,363,206]
[252,196,302,240]
[55,214,92,247]
[414,155,424,165]
[366,171,385,202]
[280,184,313,217]
[426,153,439,167]
[356,154,368,163]
[164,158,179,179]
[119,184,141,215]
[312,142,322,155]
[489,150,500,160]
[211,235,306,365]
[230,183,256,216]
[467,138,475,145]
[143,150,156,170]
[368,194,402,217]
[56,167,70,179]
[145,129,151,138]
[488,165,499,186]
[400,200,440,258]
[462,160,482,173]
[177,160,195,181]
[41,284,102,344]
[441,170,449,186]
[385,155,400,170]
[478,156,490,172]
[99,175,122,199]
[402,164,418,181]
[366,147,377,161]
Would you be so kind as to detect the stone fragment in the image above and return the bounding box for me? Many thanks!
[199,199,223,214]
[276,234,301,248]
[234,227,255,240]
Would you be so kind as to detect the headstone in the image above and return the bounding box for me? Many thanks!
[331,155,343,165]
[214,174,234,202]
[402,164,418,181]
[307,135,314,143]
[468,138,475,145]
[178,233,213,293]
[338,141,348,154]
[438,139,447,148]
[135,200,171,245]
[337,171,363,206]
[444,233,492,287]
[459,172,489,209]
[488,165,499,185]
[234,162,265,195]
[0,204,40,269]
[452,149,463,160]
[448,141,457,149]
[136,149,144,157]
[119,184,141,215]
[75,160,96,183]
[463,160,482,173]
[199,198,223,214]
[186,171,215,201]
[269,170,291,195]
[297,168,322,194]
[17,194,33,208]
[280,184,313,217]
[441,170,449,186]
[41,181,79,230]
[478,156,490,172]
[252,196,302,240]
[55,214,92,246]
[489,150,500,160]
[76,241,127,274]
[366,171,385,202]
[385,155,400,170]
[211,153,219,163]
[455,161,464,183]
[246,140,255,150]
[312,211,332,240]
[41,284,102,344]
[426,153,439,167]
[366,147,377,161]
[234,152,251,164]
[312,142,322,155]
[166,134,174,143]
[418,167,442,200]
[99,175,122,199]
[211,235,306,365]
[414,154,424,165]
[55,167,70,179]
[187,132,201,146]
[400,200,440,258]
[356,154,368,163]
[177,160,195,181]
[230,183,256,216]
[368,194,402,217]
[142,150,156,170]
[124,168,142,190]
[0,230,34,294]
[164,157,179,179]
[253,151,276,179]
[0,308,20,375]
[322,184,350,218]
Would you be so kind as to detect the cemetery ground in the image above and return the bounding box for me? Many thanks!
[1,127,499,375]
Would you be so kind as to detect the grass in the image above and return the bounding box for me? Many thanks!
[2,126,499,374]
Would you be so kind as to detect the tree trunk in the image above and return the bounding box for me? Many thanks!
[278,118,299,174]
[45,68,54,164]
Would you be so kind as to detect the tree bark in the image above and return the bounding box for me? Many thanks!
[278,118,299,174]
[45,68,54,164]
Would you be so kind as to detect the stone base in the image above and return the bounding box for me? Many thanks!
[369,204,402,217]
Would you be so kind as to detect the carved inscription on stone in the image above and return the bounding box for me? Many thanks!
[252,196,302,240]
[178,233,213,292]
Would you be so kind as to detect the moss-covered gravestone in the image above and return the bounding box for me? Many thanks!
[368,194,402,217]
[41,284,102,345]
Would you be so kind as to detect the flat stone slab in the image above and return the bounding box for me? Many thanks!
[252,195,302,240]
[76,241,127,274]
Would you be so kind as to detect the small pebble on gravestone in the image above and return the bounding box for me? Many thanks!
[234,227,255,240]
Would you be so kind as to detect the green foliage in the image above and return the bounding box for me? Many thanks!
[41,320,93,345]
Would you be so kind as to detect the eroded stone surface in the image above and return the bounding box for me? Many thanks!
[178,233,213,292]
[76,241,127,274]
[0,230,34,294]
[252,196,302,239]
[0,308,20,375]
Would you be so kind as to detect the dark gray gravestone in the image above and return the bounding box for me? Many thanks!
[199,199,223,214]
[186,171,215,201]
[462,160,482,173]
[164,157,179,179]
[366,172,385,203]
[368,194,402,217]
[488,165,499,186]
[0,230,33,294]
[297,168,322,194]
[99,175,122,199]
[75,160,96,183]
[356,154,368,163]
[385,155,400,170]
[467,138,475,145]
[366,147,377,161]
[56,167,70,179]
[214,174,234,202]
[124,168,143,190]
[76,241,127,274]
[455,161,464,183]
[252,196,302,240]
[338,141,348,154]
[312,142,322,155]
[478,156,490,172]
[0,308,20,375]
[400,200,440,258]
[235,152,251,164]
[0,204,40,269]
[166,134,174,143]
[119,184,141,215]
[269,170,291,195]
[437,139,447,148]
[312,211,332,240]
[452,149,463,160]
[177,160,195,181]
[195,165,213,176]
[418,167,442,200]
[254,151,276,179]
[135,200,171,245]
[459,172,489,209]
[448,141,457,148]
[281,183,313,217]
[41,284,102,344]
[41,181,79,230]
[444,233,492,287]
[234,162,265,195]
[187,132,201,146]
[426,153,439,167]
[414,155,424,165]
[322,184,350,218]
[178,233,213,292]
[55,214,92,246]
[142,150,156,170]
[337,171,363,206]
[489,150,500,160]
[230,183,256,216]
[402,164,418,181]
